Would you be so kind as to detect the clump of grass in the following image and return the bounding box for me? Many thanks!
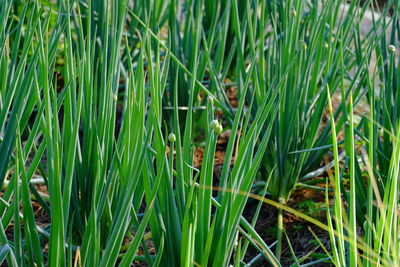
[236,0,378,259]
[325,1,400,265]
[0,0,399,266]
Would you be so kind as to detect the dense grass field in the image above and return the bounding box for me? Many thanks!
[0,0,399,266]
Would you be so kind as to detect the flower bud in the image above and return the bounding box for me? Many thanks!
[215,124,223,134]
[207,96,214,103]
[113,94,118,101]
[210,119,219,130]
[388,45,396,53]
[278,197,287,204]
[301,41,307,51]
[168,133,176,142]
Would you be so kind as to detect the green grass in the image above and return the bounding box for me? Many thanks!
[0,0,399,266]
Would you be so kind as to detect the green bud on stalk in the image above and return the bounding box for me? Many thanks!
[210,120,219,129]
[301,41,307,51]
[168,133,176,142]
[215,124,223,134]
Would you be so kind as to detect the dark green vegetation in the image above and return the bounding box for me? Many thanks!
[0,0,399,266]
